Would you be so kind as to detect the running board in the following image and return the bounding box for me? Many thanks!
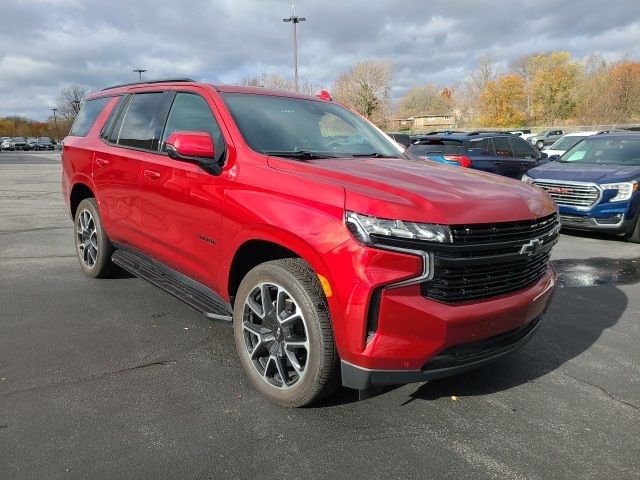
[111,248,233,323]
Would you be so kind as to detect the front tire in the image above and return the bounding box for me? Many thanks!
[74,198,118,278]
[627,216,640,243]
[233,258,339,407]
[536,140,544,149]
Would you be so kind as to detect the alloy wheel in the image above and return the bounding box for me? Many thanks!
[76,209,98,268]
[242,282,310,389]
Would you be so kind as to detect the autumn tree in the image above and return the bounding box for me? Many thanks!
[332,61,392,125]
[608,61,640,122]
[527,52,580,124]
[574,54,613,124]
[240,73,319,95]
[396,84,453,118]
[56,84,90,122]
[478,74,526,127]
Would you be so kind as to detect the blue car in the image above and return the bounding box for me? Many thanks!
[523,131,640,242]
[406,132,547,179]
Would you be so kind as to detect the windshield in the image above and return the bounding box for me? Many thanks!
[550,135,588,151]
[12,137,25,141]
[221,93,402,158]
[559,136,640,166]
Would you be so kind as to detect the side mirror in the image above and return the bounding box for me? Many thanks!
[548,154,559,161]
[165,131,222,176]
[539,152,548,160]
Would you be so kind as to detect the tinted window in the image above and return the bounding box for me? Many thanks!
[69,97,110,137]
[408,140,463,157]
[467,138,489,155]
[222,93,400,157]
[550,135,587,151]
[491,137,513,157]
[161,93,222,151]
[510,137,538,158]
[117,93,165,150]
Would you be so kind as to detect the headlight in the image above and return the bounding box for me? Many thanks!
[601,181,638,202]
[521,174,534,184]
[345,211,452,245]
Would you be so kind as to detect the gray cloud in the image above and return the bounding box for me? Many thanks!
[1,0,639,119]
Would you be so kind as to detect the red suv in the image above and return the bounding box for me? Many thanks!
[62,79,559,406]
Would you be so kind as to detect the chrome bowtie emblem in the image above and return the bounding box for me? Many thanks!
[520,238,544,256]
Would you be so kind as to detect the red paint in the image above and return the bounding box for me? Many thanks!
[166,131,215,158]
[62,81,557,372]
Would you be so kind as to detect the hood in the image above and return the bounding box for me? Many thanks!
[528,161,640,184]
[268,156,556,224]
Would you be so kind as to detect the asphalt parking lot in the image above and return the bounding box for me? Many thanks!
[0,151,638,480]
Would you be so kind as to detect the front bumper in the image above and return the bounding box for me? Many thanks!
[342,314,543,390]
[326,238,557,389]
[558,196,639,235]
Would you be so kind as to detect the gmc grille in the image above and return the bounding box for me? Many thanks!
[532,181,600,208]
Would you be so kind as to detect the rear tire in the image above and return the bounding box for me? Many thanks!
[74,198,119,278]
[233,258,339,407]
[536,140,544,149]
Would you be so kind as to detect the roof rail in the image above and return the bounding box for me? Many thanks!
[101,78,196,91]
[466,130,511,136]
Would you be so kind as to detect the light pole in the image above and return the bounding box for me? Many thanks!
[133,68,146,81]
[51,108,59,141]
[283,5,306,92]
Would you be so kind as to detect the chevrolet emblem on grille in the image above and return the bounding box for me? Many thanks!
[520,238,544,256]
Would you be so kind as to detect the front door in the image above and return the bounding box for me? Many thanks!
[139,91,228,290]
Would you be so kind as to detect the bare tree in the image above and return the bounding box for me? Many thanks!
[240,73,319,95]
[56,84,90,122]
[332,61,392,125]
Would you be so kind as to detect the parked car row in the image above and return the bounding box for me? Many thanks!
[0,136,55,151]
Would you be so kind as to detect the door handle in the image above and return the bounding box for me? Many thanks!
[143,169,161,180]
[95,157,110,167]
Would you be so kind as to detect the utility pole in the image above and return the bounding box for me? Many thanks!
[51,108,59,141]
[133,69,146,81]
[282,5,306,92]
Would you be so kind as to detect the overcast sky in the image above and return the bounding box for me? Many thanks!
[1,0,639,120]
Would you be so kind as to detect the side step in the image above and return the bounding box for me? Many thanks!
[112,248,233,323]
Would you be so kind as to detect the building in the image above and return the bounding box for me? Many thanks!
[389,113,455,132]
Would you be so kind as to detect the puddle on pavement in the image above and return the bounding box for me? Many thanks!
[552,257,640,288]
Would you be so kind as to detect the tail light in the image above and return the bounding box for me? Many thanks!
[443,155,472,167]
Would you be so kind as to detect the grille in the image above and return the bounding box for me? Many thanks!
[421,251,551,302]
[451,213,558,244]
[533,181,600,208]
[425,215,557,303]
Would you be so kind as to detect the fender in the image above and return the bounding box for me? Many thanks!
[220,223,347,332]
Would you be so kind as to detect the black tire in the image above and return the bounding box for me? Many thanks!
[233,258,339,407]
[536,140,544,150]
[74,198,119,278]
[627,216,640,243]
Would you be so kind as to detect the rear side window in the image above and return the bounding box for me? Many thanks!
[69,97,110,137]
[466,138,489,155]
[491,137,513,157]
[510,137,538,158]
[117,93,166,150]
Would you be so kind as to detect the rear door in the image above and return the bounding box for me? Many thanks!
[509,136,540,177]
[465,137,504,175]
[94,91,167,247]
[487,136,522,178]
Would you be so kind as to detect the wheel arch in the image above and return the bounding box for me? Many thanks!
[69,182,96,219]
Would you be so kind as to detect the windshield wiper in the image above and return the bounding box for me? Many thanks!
[263,150,336,159]
[351,152,399,158]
